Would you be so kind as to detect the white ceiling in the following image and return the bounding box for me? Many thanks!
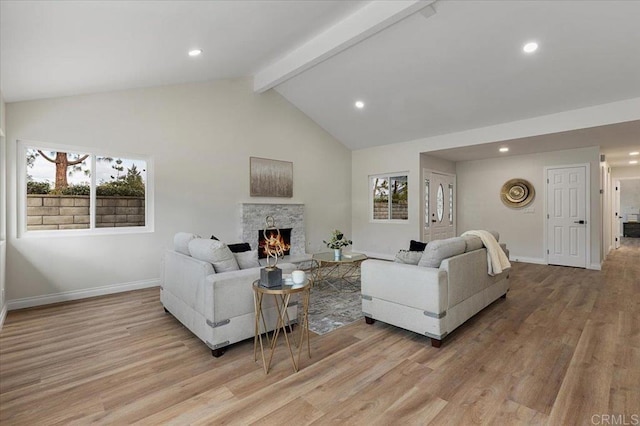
[1,0,639,168]
[0,0,366,101]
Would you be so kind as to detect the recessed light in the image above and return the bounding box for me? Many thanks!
[355,100,365,109]
[630,151,639,156]
[523,42,538,53]
[188,49,202,57]
[630,160,639,165]
[499,147,509,153]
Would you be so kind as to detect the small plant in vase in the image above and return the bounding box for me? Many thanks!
[323,230,352,260]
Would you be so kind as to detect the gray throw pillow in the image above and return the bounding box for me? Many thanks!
[234,250,260,269]
[463,235,483,252]
[394,250,423,265]
[418,237,466,268]
[174,232,200,256]
[188,238,239,273]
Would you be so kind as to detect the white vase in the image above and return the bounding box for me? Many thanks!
[334,248,342,260]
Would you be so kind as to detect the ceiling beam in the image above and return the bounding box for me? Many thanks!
[253,0,436,93]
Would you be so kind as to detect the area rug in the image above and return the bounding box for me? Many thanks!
[307,278,363,335]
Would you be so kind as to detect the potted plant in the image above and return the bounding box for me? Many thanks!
[323,230,353,259]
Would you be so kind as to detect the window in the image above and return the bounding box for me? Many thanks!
[18,140,153,236]
[424,178,430,229]
[436,184,444,222]
[370,173,408,221]
[448,183,454,225]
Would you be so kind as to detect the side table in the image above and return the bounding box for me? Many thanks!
[252,278,311,374]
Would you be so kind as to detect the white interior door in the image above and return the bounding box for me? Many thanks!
[614,180,621,249]
[547,166,587,268]
[423,171,455,242]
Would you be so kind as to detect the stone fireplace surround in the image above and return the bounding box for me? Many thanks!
[240,203,307,262]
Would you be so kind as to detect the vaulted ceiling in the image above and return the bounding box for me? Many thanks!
[2,0,639,167]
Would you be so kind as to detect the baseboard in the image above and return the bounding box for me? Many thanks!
[509,256,546,265]
[588,262,602,271]
[6,278,160,311]
[0,303,7,330]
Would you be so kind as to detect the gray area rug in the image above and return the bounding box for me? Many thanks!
[307,278,363,335]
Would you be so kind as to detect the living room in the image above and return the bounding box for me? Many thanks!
[1,1,639,424]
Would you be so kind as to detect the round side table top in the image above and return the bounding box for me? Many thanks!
[252,277,311,295]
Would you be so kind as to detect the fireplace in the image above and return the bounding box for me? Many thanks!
[240,203,305,258]
[258,228,292,259]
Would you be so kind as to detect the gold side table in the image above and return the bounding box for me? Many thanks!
[252,278,311,374]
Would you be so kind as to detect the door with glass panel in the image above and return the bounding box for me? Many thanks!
[423,171,455,242]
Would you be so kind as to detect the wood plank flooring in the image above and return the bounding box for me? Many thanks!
[1,239,638,425]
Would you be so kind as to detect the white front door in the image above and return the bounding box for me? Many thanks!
[547,166,587,268]
[423,171,455,242]
[614,180,621,249]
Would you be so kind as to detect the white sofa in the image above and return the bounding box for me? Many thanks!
[160,234,297,357]
[361,233,510,348]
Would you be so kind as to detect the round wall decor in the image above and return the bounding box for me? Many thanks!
[500,178,535,208]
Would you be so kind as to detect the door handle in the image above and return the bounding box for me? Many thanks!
[574,220,585,224]
[431,220,437,223]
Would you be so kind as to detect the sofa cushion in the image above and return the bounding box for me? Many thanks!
[418,237,466,268]
[409,240,427,252]
[394,250,423,265]
[188,239,239,273]
[234,250,260,269]
[174,232,200,256]
[463,235,483,252]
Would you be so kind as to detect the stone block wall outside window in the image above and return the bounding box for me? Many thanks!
[26,195,145,230]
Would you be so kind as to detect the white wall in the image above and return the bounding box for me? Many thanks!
[620,179,640,222]
[6,78,352,305]
[1,90,6,324]
[456,147,601,265]
[420,153,455,175]
[351,98,640,260]
[612,166,640,180]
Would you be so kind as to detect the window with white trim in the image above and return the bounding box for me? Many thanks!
[370,173,408,221]
[18,140,153,236]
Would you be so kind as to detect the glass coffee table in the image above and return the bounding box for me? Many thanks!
[312,252,367,292]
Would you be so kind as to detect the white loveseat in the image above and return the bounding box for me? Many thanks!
[161,233,297,357]
[361,233,510,348]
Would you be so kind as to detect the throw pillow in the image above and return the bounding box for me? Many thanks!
[409,239,427,252]
[462,235,483,253]
[174,232,200,256]
[228,242,252,253]
[394,250,423,265]
[234,250,260,269]
[188,239,239,273]
[418,237,466,268]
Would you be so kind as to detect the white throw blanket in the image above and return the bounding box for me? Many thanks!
[462,230,511,276]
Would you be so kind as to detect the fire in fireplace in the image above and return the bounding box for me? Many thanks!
[258,228,292,259]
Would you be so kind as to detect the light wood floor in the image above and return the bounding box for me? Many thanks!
[1,240,638,425]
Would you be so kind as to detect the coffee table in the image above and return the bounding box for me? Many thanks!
[312,252,367,291]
